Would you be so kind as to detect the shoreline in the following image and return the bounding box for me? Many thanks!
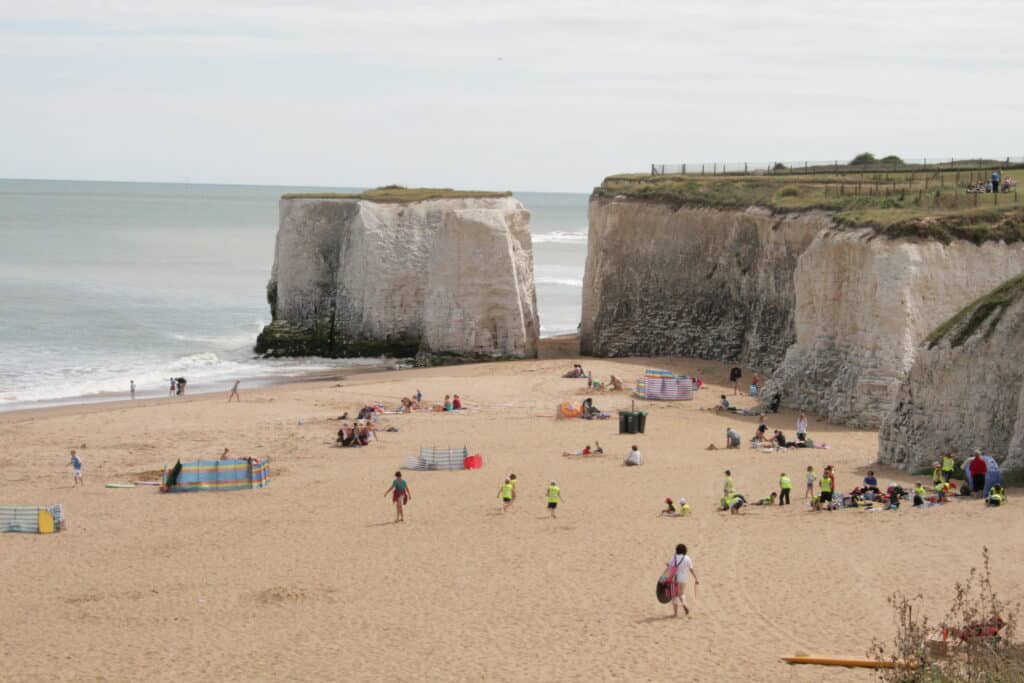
[0,335,583,416]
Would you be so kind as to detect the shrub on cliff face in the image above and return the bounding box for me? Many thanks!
[851,152,878,165]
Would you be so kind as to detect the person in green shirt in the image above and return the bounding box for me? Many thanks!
[778,472,792,505]
[941,453,956,482]
[546,481,562,518]
[498,478,515,512]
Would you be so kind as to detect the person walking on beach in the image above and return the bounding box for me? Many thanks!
[796,412,808,441]
[805,465,815,499]
[509,473,518,502]
[169,378,176,397]
[498,478,515,512]
[546,481,562,518]
[664,543,699,617]
[385,471,411,522]
[778,472,792,505]
[228,380,241,402]
[130,379,135,400]
[69,449,83,486]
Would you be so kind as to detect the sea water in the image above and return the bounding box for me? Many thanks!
[0,179,588,410]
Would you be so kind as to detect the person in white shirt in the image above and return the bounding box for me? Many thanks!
[796,412,808,440]
[665,543,699,617]
[624,445,643,466]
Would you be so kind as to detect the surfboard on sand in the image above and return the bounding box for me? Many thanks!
[781,656,912,669]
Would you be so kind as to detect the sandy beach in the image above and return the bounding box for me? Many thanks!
[2,352,1021,682]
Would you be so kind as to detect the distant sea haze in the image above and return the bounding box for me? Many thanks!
[0,179,588,410]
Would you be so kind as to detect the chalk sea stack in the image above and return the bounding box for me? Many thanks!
[879,274,1024,472]
[255,188,540,364]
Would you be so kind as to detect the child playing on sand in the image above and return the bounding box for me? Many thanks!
[498,478,514,512]
[660,497,679,516]
[69,449,83,486]
[509,473,518,501]
[805,466,815,499]
[913,483,926,507]
[753,492,777,506]
[546,481,562,518]
[384,471,411,523]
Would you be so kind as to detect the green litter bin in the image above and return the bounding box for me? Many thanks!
[636,411,648,434]
[618,411,637,434]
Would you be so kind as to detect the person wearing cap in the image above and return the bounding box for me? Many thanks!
[546,481,562,517]
[968,450,988,496]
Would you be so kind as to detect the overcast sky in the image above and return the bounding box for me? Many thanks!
[1,1,1021,192]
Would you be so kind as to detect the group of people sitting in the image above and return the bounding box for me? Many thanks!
[966,171,1015,194]
[659,497,691,517]
[563,364,587,378]
[336,421,375,447]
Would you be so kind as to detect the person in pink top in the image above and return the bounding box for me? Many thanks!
[968,450,988,496]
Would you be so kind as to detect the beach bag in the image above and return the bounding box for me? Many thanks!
[656,558,682,604]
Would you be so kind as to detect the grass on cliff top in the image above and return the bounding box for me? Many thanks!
[282,185,512,203]
[925,273,1024,349]
[597,168,1024,243]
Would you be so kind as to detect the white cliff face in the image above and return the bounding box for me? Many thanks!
[257,195,539,361]
[878,278,1024,472]
[768,230,1024,427]
[581,197,828,369]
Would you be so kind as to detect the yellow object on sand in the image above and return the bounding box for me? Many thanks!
[781,656,913,669]
[38,509,55,534]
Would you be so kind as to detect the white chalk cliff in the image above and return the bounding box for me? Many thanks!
[878,275,1024,471]
[581,197,829,369]
[256,195,539,362]
[582,194,1024,428]
[767,230,1024,427]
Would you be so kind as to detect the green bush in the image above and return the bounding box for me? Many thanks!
[851,152,878,165]
[778,186,800,197]
[881,155,906,165]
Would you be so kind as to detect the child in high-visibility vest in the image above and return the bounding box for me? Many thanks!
[546,481,562,518]
[509,473,518,501]
[498,478,514,512]
[912,483,926,507]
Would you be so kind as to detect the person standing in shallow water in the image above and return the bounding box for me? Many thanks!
[385,471,411,522]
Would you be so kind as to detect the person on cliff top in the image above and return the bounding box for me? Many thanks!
[729,366,742,395]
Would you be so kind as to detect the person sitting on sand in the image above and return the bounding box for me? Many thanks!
[773,430,794,449]
[912,483,926,507]
[337,424,357,447]
[593,441,604,454]
[714,395,734,413]
[452,394,463,410]
[987,484,1006,507]
[752,415,768,444]
[660,497,679,516]
[726,427,741,449]
[863,470,880,495]
[443,395,453,411]
[624,445,643,466]
[609,375,624,391]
